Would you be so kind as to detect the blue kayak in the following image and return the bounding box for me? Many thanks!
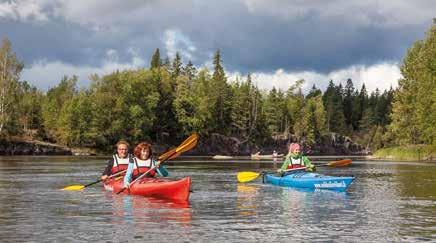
[263,171,354,191]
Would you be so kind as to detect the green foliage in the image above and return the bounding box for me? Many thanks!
[42,75,78,142]
[374,144,436,161]
[302,95,327,145]
[210,50,232,135]
[306,84,322,99]
[0,38,24,135]
[7,33,434,152]
[322,80,346,134]
[171,52,182,79]
[387,23,436,145]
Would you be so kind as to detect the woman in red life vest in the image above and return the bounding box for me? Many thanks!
[123,142,169,188]
[101,140,133,181]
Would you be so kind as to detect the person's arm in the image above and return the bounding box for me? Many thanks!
[101,160,114,180]
[302,156,315,171]
[155,159,169,177]
[123,162,134,187]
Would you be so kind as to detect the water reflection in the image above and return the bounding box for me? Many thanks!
[0,157,435,242]
[108,193,192,226]
[236,184,260,217]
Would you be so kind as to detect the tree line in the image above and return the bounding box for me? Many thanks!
[0,23,434,151]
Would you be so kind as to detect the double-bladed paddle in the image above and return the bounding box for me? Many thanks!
[62,169,127,191]
[116,133,198,195]
[62,134,198,191]
[236,159,352,183]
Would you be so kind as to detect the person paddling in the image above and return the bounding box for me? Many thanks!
[123,142,168,189]
[277,143,315,174]
[101,140,133,181]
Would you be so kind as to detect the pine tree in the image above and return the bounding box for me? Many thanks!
[306,84,322,99]
[211,49,231,134]
[171,52,182,79]
[150,48,161,69]
[322,80,346,134]
[343,78,355,128]
[182,60,197,85]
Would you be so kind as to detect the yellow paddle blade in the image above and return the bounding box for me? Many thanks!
[328,159,352,167]
[237,171,261,183]
[62,185,85,191]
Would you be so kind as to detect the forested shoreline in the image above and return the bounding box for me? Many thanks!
[0,23,434,157]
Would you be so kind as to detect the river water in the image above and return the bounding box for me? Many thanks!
[0,156,435,242]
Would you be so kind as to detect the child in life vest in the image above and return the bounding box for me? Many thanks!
[277,143,315,174]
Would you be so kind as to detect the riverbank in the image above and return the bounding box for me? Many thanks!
[0,138,72,155]
[0,132,369,156]
[373,145,436,161]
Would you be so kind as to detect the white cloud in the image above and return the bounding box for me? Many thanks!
[163,29,197,61]
[228,62,401,93]
[22,54,400,94]
[0,0,49,22]
[21,49,147,90]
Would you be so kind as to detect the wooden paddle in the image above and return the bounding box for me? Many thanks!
[62,169,127,191]
[237,159,352,183]
[62,134,198,191]
[116,133,198,194]
[319,159,352,167]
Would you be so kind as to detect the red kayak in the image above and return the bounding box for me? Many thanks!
[104,177,191,201]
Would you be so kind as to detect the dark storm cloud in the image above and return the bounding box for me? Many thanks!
[1,0,434,87]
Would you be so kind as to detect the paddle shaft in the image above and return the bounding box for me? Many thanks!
[84,169,126,188]
[116,152,174,194]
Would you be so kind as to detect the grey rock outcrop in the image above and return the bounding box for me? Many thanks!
[0,139,72,155]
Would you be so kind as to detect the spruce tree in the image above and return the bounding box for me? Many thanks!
[343,78,355,128]
[150,48,161,69]
[211,49,231,134]
[172,52,182,79]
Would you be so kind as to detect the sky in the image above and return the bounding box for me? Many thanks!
[1,0,434,93]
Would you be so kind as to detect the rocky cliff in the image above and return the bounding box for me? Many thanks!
[190,132,367,156]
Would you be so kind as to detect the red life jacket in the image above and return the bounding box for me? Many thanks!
[287,157,304,169]
[132,157,156,178]
[110,154,131,174]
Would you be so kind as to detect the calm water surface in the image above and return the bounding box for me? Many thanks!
[0,156,435,242]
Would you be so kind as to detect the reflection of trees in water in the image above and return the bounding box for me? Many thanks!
[109,194,192,227]
[392,163,436,239]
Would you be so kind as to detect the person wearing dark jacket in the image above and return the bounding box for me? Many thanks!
[101,140,132,180]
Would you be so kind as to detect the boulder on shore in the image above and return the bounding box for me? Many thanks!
[188,132,366,156]
[0,139,72,155]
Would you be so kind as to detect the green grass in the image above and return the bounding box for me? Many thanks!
[374,145,436,161]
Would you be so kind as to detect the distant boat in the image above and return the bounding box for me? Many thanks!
[251,153,284,159]
[212,155,233,159]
